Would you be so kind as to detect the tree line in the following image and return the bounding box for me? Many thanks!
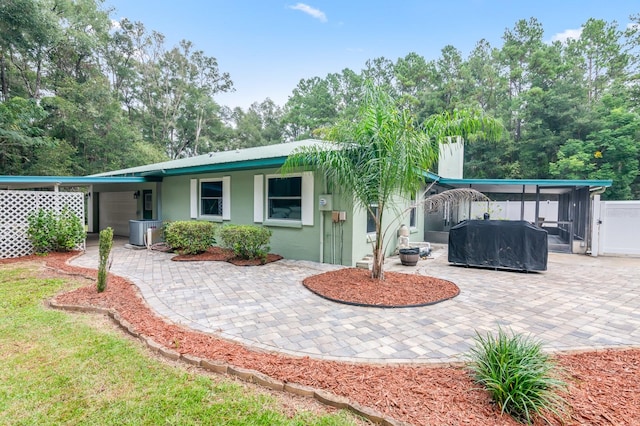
[1,1,639,199]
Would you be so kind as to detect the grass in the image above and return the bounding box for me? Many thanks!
[0,262,361,425]
[467,328,567,424]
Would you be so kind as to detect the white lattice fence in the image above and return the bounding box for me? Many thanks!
[0,190,85,258]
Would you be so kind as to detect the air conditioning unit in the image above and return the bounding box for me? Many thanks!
[129,220,163,246]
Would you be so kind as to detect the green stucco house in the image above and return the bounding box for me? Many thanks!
[86,139,423,266]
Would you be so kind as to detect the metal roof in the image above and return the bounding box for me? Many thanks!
[91,139,327,177]
[425,173,612,194]
[0,139,613,194]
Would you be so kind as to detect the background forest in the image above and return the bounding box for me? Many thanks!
[1,0,639,199]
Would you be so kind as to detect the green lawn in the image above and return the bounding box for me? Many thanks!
[0,263,361,425]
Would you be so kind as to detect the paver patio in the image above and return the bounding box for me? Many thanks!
[70,242,640,364]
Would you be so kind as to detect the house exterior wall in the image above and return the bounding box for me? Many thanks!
[161,168,326,264]
[93,169,426,266]
[349,191,426,264]
[89,182,160,234]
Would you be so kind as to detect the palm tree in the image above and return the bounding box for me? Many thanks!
[283,82,502,280]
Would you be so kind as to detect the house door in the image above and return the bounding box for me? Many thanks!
[143,190,153,219]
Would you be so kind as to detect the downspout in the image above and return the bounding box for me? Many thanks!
[87,185,94,233]
[319,176,328,264]
[319,211,324,263]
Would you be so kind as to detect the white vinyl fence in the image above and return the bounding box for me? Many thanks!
[0,190,84,258]
[592,198,640,256]
[468,200,559,223]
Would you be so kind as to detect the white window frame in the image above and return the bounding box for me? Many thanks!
[263,172,313,226]
[366,204,378,236]
[195,177,230,221]
[409,191,417,230]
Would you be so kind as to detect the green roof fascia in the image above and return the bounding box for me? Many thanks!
[135,156,291,177]
[437,177,612,188]
[0,176,159,184]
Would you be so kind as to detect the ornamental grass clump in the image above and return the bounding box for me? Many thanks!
[468,328,568,424]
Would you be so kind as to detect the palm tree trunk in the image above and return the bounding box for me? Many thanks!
[371,220,385,280]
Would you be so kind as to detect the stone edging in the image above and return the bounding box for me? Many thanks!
[47,300,411,426]
[302,282,460,309]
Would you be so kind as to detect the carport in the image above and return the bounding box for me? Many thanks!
[0,175,161,237]
[423,174,612,254]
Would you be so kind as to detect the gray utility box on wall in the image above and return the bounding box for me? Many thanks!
[319,194,333,211]
[129,220,163,246]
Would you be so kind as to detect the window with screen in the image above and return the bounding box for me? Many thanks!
[267,176,302,220]
[367,205,378,234]
[201,180,223,216]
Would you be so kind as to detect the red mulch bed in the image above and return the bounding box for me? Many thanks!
[170,246,283,266]
[303,268,459,307]
[5,252,639,426]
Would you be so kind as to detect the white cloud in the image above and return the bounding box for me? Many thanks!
[551,28,582,43]
[627,22,640,31]
[288,3,327,23]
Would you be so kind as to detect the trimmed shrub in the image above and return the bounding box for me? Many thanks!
[27,206,86,254]
[468,328,567,424]
[97,227,113,293]
[218,225,272,262]
[164,221,217,255]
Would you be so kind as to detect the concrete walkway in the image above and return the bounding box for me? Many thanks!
[70,242,640,364]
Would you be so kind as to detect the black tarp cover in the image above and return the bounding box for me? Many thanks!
[448,220,548,271]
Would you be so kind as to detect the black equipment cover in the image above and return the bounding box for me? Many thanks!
[448,220,548,271]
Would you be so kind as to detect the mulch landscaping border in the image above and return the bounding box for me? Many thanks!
[46,299,407,426]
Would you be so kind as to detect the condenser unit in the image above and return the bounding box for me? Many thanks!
[129,220,163,246]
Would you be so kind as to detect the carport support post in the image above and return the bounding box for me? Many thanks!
[590,194,601,257]
[468,184,472,219]
[535,185,540,226]
[87,185,94,233]
[155,182,162,220]
[520,185,525,220]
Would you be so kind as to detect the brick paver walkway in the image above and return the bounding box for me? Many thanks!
[70,243,640,364]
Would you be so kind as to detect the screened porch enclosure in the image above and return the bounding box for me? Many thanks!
[424,180,606,254]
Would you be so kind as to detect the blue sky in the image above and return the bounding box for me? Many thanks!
[105,1,638,110]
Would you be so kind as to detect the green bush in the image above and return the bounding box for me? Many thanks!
[218,225,272,262]
[164,221,217,255]
[468,328,567,424]
[26,206,86,254]
[97,227,113,293]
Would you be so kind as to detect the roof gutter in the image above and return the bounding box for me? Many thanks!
[590,186,607,196]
